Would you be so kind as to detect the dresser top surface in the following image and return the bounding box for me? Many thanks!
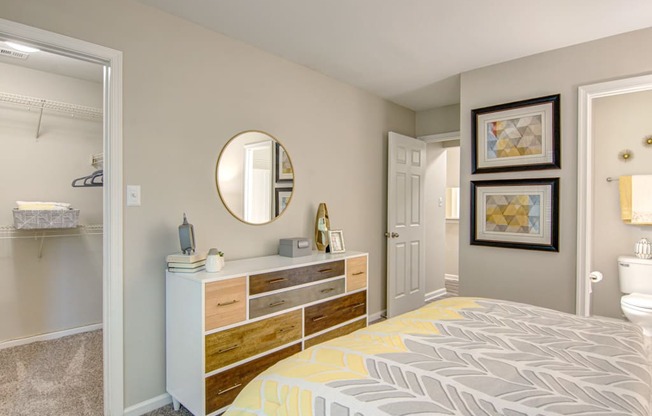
[167,251,367,283]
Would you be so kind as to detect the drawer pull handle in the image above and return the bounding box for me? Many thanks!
[267,277,288,284]
[217,383,242,395]
[312,315,327,322]
[278,325,295,333]
[320,287,335,294]
[351,302,366,309]
[318,268,333,273]
[217,344,240,354]
[352,271,364,276]
[269,300,286,307]
[217,299,238,307]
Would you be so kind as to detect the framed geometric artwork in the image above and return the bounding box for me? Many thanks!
[471,178,559,252]
[275,142,294,182]
[472,94,560,174]
[275,187,293,217]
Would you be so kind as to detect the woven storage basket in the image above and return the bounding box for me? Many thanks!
[12,208,80,229]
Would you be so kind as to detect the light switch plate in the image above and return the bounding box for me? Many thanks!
[127,185,141,206]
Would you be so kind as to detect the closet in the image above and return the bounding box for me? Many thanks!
[0,50,105,413]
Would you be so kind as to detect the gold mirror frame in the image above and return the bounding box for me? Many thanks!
[215,130,294,225]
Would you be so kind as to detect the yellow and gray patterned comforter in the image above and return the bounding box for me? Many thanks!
[224,297,651,416]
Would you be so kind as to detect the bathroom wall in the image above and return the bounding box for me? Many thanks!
[592,90,652,318]
[0,61,103,342]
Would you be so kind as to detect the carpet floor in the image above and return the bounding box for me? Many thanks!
[0,330,103,416]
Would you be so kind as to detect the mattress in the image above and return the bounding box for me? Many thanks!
[224,297,651,416]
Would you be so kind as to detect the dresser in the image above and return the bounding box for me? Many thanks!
[166,251,369,415]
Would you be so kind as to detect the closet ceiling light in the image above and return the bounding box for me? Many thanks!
[5,42,40,53]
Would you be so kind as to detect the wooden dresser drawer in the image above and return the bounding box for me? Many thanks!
[249,278,345,319]
[346,256,367,292]
[304,291,366,336]
[205,309,301,372]
[205,343,301,414]
[304,317,366,349]
[205,277,246,331]
[249,260,345,295]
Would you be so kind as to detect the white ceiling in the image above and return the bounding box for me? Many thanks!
[138,0,652,111]
[0,41,103,83]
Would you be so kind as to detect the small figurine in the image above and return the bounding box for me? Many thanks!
[178,213,195,254]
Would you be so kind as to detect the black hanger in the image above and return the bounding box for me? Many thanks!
[72,170,103,187]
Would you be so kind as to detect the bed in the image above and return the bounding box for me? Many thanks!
[223,297,651,416]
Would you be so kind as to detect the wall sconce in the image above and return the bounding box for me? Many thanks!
[619,149,633,161]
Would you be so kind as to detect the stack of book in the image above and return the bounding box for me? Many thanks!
[167,251,207,273]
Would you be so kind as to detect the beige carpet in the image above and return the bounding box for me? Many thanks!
[0,330,103,416]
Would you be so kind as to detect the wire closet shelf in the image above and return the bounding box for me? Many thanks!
[0,91,103,121]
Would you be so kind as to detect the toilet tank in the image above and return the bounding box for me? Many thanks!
[618,255,652,293]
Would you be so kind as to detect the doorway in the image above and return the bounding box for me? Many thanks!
[423,134,460,301]
[577,74,652,317]
[0,18,123,415]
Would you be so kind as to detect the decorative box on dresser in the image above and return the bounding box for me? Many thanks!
[166,251,369,415]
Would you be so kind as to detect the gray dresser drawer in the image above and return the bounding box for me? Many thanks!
[249,260,345,295]
[249,278,345,319]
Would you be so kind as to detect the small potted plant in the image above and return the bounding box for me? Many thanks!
[206,248,225,272]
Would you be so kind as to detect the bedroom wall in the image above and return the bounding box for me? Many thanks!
[0,0,415,408]
[592,90,652,318]
[416,104,460,136]
[459,27,652,313]
[0,62,103,342]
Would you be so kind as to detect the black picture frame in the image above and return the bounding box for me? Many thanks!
[471,94,560,174]
[471,178,559,252]
[275,187,292,217]
[275,142,294,183]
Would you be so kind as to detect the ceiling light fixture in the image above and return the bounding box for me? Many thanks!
[5,41,40,53]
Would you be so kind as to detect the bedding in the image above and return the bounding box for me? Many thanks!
[224,297,651,416]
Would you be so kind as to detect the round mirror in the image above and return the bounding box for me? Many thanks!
[216,131,294,224]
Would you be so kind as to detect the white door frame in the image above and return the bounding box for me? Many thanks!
[0,18,124,415]
[576,73,652,317]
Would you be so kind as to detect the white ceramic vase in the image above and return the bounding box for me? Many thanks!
[206,248,225,272]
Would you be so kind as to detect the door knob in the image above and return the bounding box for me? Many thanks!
[385,232,400,238]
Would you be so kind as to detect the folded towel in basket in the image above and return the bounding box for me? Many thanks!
[16,201,71,210]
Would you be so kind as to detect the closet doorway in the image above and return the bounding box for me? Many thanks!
[0,19,124,415]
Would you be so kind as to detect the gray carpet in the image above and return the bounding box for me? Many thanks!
[0,330,103,416]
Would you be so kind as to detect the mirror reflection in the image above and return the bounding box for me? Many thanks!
[216,131,294,224]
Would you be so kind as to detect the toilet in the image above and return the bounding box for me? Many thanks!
[618,255,652,335]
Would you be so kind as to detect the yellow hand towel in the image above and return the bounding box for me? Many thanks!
[632,175,652,224]
[619,176,632,223]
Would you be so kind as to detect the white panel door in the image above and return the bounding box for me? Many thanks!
[386,132,426,318]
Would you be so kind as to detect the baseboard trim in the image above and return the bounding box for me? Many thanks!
[0,323,103,351]
[445,274,459,281]
[426,288,447,302]
[123,393,172,416]
[369,310,386,323]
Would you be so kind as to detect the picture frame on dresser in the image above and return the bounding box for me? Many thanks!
[471,94,560,174]
[165,251,369,415]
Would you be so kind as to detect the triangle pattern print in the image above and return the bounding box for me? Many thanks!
[486,115,543,160]
[485,194,540,234]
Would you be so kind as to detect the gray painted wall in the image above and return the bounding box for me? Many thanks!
[416,104,460,136]
[592,90,652,318]
[0,0,415,407]
[459,27,652,313]
[0,62,103,342]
